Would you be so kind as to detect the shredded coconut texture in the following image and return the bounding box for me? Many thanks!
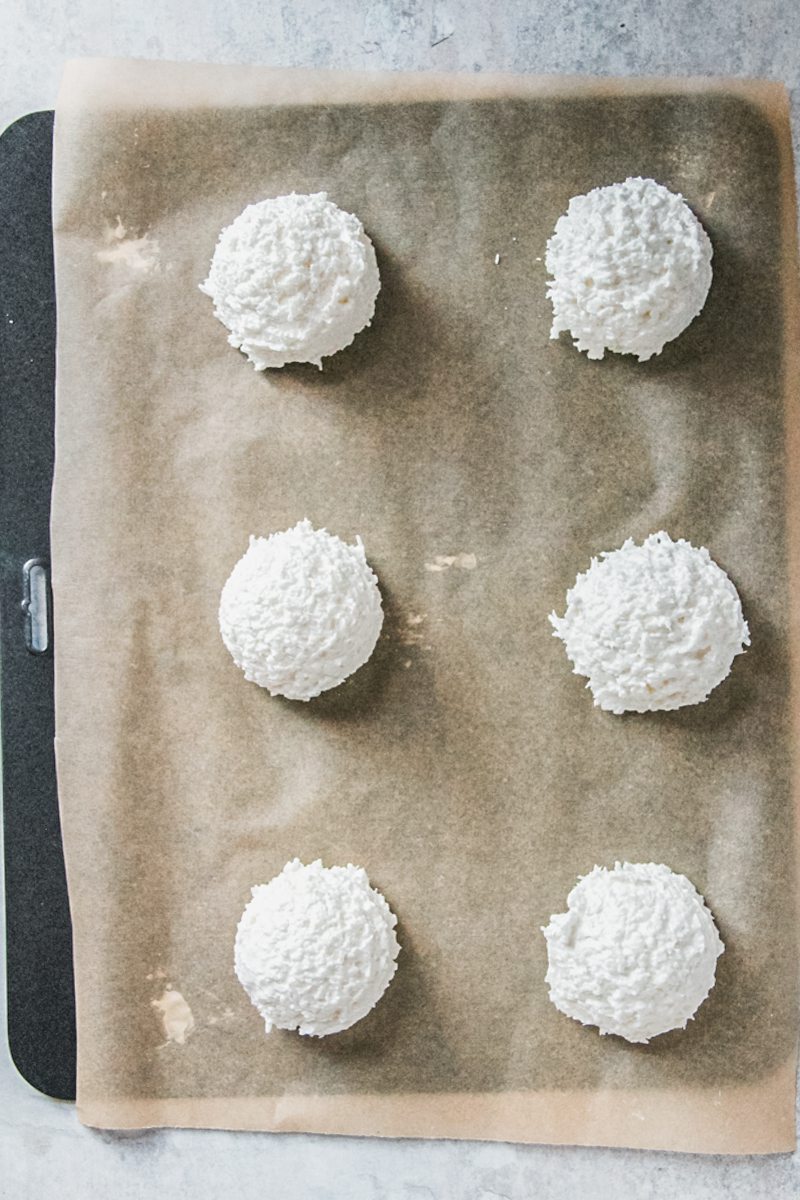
[550,531,749,713]
[200,191,380,369]
[219,519,383,701]
[546,177,712,361]
[542,862,724,1043]
[235,859,400,1036]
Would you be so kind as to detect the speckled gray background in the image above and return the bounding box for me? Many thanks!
[2,1,799,1196]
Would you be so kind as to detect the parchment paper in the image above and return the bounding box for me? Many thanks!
[51,59,800,1153]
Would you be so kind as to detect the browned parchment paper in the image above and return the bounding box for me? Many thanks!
[51,59,800,1153]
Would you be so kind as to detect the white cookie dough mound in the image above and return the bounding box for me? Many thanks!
[550,531,749,713]
[543,862,723,1043]
[546,177,712,361]
[219,519,383,701]
[235,859,400,1036]
[200,191,380,369]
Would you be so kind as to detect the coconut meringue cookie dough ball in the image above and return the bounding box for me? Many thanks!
[550,531,749,714]
[219,519,383,701]
[546,177,713,361]
[200,191,380,369]
[235,859,400,1036]
[542,862,724,1043]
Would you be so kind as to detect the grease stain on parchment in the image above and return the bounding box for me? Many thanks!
[151,988,195,1045]
[97,216,160,273]
[425,553,477,572]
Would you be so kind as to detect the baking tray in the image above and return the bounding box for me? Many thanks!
[0,110,76,1101]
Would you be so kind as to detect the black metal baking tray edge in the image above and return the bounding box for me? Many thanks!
[0,110,76,1101]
